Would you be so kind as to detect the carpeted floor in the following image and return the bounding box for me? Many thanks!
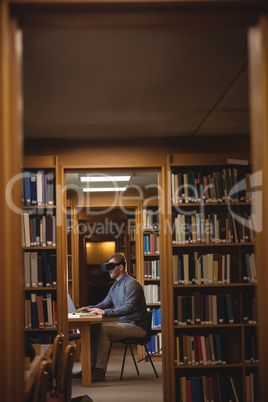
[71,343,163,402]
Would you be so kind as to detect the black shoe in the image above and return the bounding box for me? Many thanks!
[92,369,105,383]
[73,367,95,379]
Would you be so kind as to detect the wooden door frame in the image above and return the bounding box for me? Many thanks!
[1,1,268,401]
[0,3,24,401]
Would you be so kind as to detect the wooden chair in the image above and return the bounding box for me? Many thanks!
[106,311,159,380]
[68,331,81,362]
[31,358,52,402]
[49,333,64,397]
[47,343,76,402]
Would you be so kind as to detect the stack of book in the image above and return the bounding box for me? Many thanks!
[178,374,239,402]
[245,372,259,401]
[147,333,162,355]
[243,294,257,324]
[144,232,160,254]
[175,333,226,366]
[144,259,160,279]
[175,293,234,326]
[143,207,159,229]
[144,284,161,304]
[173,253,231,285]
[150,307,161,329]
[245,333,259,364]
[22,170,55,206]
[173,212,255,245]
[22,212,56,247]
[171,168,251,204]
[24,251,57,288]
[243,253,257,283]
[24,293,57,329]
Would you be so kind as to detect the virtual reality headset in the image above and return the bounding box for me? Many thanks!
[100,261,125,272]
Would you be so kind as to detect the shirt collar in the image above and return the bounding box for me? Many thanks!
[116,273,127,285]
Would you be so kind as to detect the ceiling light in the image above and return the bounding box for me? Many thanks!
[80,175,131,182]
[83,187,127,192]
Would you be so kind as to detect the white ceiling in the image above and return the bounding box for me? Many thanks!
[66,171,159,192]
[22,27,249,140]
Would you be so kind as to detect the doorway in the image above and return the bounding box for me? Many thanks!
[65,168,162,363]
[76,206,136,307]
[65,169,159,298]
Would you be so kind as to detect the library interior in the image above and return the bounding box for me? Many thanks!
[2,1,268,401]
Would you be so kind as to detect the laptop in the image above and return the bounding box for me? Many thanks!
[68,294,93,315]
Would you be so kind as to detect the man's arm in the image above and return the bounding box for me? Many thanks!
[91,287,114,310]
[76,284,114,313]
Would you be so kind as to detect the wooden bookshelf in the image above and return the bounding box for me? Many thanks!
[67,199,75,300]
[142,203,162,360]
[128,220,137,278]
[22,156,60,345]
[166,153,258,401]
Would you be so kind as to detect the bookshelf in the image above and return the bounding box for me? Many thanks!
[129,219,137,278]
[22,156,59,345]
[142,203,162,360]
[167,154,258,401]
[67,199,75,300]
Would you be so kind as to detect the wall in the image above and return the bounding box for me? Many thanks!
[24,136,250,168]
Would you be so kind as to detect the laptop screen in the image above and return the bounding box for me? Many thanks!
[68,294,77,314]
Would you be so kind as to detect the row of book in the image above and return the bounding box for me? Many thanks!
[178,374,239,402]
[175,333,226,366]
[171,167,251,204]
[173,253,231,285]
[173,212,255,245]
[24,293,57,329]
[174,293,234,326]
[24,251,57,288]
[130,262,136,278]
[245,333,259,364]
[143,207,159,229]
[144,284,161,304]
[130,227,136,241]
[144,232,160,254]
[173,252,257,286]
[246,372,260,401]
[144,259,160,279]
[22,212,56,247]
[244,253,258,283]
[243,294,257,324]
[147,333,162,355]
[150,307,161,328]
[22,170,55,206]
[130,243,136,258]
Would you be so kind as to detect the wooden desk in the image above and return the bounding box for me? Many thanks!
[68,314,115,387]
[24,344,53,401]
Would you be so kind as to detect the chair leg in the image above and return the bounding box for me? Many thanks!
[120,344,128,380]
[128,344,139,376]
[105,342,113,374]
[144,344,159,379]
[74,339,80,362]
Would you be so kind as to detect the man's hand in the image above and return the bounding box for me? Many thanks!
[89,308,104,315]
[76,307,91,313]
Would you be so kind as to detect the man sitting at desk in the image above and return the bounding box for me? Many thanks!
[75,252,147,382]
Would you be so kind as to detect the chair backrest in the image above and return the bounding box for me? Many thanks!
[143,310,154,343]
[51,333,64,388]
[59,344,76,402]
[32,358,52,402]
